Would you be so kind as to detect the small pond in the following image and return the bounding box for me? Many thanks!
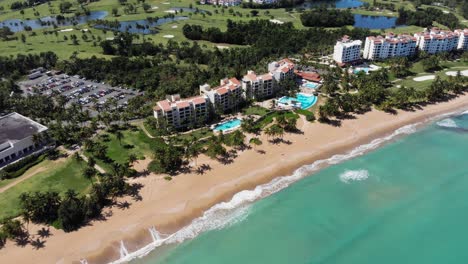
[300,0,364,9]
[353,14,405,29]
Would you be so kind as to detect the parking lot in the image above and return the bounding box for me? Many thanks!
[18,71,143,117]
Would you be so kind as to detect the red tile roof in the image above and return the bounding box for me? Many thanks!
[176,101,190,109]
[191,96,206,105]
[260,74,273,81]
[158,100,172,111]
[229,77,241,85]
[216,87,229,95]
[295,71,321,82]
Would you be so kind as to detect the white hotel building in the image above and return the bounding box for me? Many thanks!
[267,58,295,81]
[414,28,460,54]
[153,94,209,129]
[199,77,243,113]
[333,36,362,64]
[363,33,417,60]
[242,71,275,100]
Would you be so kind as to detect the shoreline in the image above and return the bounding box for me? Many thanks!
[1,95,468,264]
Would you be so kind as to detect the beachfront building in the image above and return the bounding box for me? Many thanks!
[0,112,48,168]
[268,58,295,81]
[333,36,362,64]
[363,33,417,60]
[241,71,275,100]
[200,78,243,113]
[455,29,468,50]
[153,94,209,129]
[414,28,460,54]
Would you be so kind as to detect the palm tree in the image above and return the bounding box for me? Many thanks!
[128,153,137,166]
[115,130,124,146]
[83,166,97,183]
[249,137,262,151]
[73,152,83,163]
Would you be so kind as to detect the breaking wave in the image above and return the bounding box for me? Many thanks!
[436,118,458,128]
[340,170,370,183]
[96,123,420,264]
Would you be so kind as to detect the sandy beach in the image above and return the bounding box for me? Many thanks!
[2,94,468,264]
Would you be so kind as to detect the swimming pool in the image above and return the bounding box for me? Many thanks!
[278,93,318,109]
[353,67,370,74]
[213,118,242,132]
[303,82,319,89]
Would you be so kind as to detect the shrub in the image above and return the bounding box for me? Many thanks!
[306,112,316,122]
[0,153,47,180]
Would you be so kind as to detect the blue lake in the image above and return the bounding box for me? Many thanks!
[300,0,364,9]
[353,14,404,29]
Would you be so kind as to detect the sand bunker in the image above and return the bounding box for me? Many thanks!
[162,2,170,4]
[171,25,178,28]
[413,75,435,82]
[152,6,159,9]
[163,35,174,38]
[446,70,468,77]
[269,19,284,24]
[216,45,229,49]
[59,28,73,32]
[164,10,176,13]
[106,37,114,40]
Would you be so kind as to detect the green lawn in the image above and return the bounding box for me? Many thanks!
[0,157,89,220]
[242,105,270,116]
[257,111,299,128]
[90,127,161,172]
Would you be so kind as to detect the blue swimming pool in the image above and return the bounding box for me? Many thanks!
[354,67,370,74]
[213,119,242,132]
[304,82,319,89]
[278,93,318,109]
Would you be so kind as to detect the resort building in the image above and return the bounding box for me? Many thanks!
[414,28,460,54]
[268,58,295,81]
[153,94,209,129]
[455,29,468,50]
[333,36,362,64]
[200,78,243,113]
[241,71,275,100]
[363,33,417,60]
[0,112,48,168]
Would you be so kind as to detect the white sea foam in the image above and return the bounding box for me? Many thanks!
[339,170,369,183]
[105,123,420,263]
[437,118,458,128]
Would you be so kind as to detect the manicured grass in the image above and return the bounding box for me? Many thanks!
[0,178,16,189]
[257,111,299,128]
[242,105,270,116]
[174,127,213,141]
[0,157,89,220]
[94,127,161,171]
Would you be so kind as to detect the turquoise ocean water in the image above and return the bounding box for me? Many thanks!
[127,111,468,264]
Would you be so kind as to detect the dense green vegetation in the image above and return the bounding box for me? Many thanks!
[397,7,461,29]
[300,8,355,27]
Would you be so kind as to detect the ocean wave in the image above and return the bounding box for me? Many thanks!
[436,118,458,128]
[339,170,369,183]
[101,123,420,264]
